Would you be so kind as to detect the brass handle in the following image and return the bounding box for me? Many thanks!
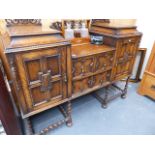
[80,65,85,76]
[151,85,155,91]
[104,54,108,57]
[110,58,113,62]
[38,70,52,92]
[103,63,107,67]
[63,73,67,83]
[88,77,95,88]
[96,61,100,71]
[72,67,75,75]
[100,79,103,85]
[106,73,111,79]
[89,62,94,72]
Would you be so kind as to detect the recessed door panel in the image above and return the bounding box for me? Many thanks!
[25,58,41,83]
[113,37,140,80]
[16,47,67,111]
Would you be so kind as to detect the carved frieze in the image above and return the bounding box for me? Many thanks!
[5,19,41,26]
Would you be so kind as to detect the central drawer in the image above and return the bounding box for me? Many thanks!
[72,70,111,97]
[95,51,114,73]
[72,55,95,78]
[72,50,115,80]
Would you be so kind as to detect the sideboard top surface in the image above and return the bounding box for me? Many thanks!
[71,43,115,58]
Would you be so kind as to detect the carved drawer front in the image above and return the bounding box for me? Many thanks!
[94,71,111,87]
[72,71,111,95]
[72,56,94,78]
[95,51,114,73]
[15,47,67,111]
[72,77,93,95]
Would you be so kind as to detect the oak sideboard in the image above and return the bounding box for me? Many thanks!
[0,20,142,134]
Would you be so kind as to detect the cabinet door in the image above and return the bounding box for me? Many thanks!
[113,37,140,80]
[15,47,67,111]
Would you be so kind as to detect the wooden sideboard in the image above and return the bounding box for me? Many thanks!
[0,20,142,134]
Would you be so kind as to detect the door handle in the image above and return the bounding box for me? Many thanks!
[63,73,68,83]
[151,85,155,91]
[38,70,52,92]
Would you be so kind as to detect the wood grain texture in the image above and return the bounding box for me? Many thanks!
[0,22,142,120]
[138,42,155,99]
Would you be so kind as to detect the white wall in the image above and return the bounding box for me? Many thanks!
[136,19,155,78]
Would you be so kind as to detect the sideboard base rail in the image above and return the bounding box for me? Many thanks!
[93,76,130,108]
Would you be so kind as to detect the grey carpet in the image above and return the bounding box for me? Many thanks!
[31,82,155,135]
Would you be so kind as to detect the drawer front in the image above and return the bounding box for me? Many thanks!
[94,70,111,87]
[72,76,93,94]
[122,37,137,44]
[72,56,94,78]
[72,70,111,95]
[15,47,67,111]
[95,51,114,73]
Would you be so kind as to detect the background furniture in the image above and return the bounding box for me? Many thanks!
[138,42,155,100]
[130,48,147,82]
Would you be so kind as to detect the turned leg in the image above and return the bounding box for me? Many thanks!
[121,76,130,99]
[66,101,73,127]
[23,117,34,135]
[101,86,109,109]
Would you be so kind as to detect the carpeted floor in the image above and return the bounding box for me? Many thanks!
[32,83,155,135]
[0,121,6,135]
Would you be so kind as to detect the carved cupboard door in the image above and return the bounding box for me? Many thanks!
[15,47,67,112]
[112,37,141,80]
